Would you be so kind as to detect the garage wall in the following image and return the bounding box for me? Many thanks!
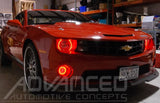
[56,0,80,9]
[36,0,51,9]
[56,0,91,10]
[0,0,12,13]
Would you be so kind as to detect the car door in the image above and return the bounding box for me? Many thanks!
[8,12,26,61]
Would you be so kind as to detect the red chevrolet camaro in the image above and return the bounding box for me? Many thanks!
[0,9,159,92]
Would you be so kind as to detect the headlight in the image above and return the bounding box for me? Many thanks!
[144,39,155,51]
[56,39,77,54]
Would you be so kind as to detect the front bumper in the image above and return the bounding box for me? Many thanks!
[44,51,155,82]
[43,68,159,91]
[73,68,159,88]
[129,69,159,86]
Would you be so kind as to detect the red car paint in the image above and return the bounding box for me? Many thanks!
[0,9,158,86]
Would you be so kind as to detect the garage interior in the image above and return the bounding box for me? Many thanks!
[0,0,160,103]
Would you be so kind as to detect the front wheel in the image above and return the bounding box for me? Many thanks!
[24,43,43,93]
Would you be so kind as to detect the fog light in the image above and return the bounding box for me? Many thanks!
[58,65,73,77]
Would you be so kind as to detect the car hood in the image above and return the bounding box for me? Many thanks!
[32,22,151,41]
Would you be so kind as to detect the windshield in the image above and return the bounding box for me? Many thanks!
[28,11,91,25]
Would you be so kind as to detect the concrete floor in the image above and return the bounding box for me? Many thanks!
[0,62,159,103]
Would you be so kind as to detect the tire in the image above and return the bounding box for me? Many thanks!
[24,43,44,93]
[0,38,12,67]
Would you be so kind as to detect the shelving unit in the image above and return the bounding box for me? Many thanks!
[113,0,143,8]
[115,23,141,28]
[112,0,160,28]
[81,0,112,24]
[82,9,108,15]
[82,9,112,24]
[114,0,160,8]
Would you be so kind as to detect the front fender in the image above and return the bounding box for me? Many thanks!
[23,27,56,77]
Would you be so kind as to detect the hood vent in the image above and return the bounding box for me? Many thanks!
[103,34,133,37]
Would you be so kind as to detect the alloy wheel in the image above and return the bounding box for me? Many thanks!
[24,46,39,90]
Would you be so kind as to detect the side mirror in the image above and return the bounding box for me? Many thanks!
[7,19,22,28]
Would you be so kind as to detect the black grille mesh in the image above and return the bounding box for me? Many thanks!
[76,40,144,56]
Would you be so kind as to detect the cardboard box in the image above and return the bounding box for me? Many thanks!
[99,3,107,10]
[142,16,160,31]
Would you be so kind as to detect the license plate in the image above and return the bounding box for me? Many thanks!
[119,66,139,81]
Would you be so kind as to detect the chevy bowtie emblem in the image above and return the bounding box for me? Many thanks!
[121,45,133,52]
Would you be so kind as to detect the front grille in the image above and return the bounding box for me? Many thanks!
[82,64,150,79]
[76,40,144,56]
